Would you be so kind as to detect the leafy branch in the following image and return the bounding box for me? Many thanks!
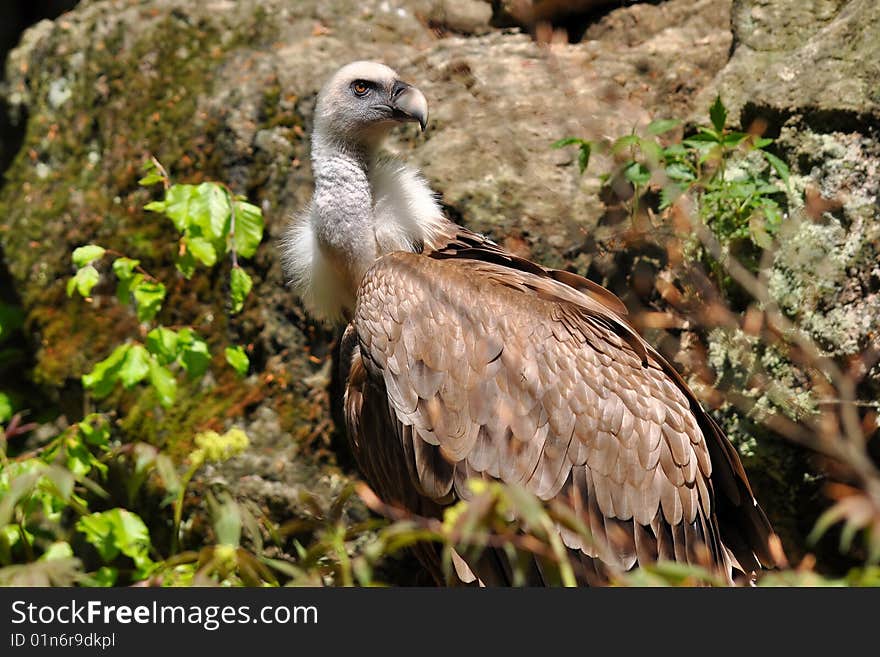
[67,158,261,406]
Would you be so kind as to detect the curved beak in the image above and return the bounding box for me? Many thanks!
[390,80,428,132]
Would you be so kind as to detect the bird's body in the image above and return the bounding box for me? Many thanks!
[282,61,778,585]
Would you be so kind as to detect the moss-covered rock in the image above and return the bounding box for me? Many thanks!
[690,0,880,567]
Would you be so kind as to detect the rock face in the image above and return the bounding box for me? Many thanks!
[0,0,877,576]
[703,0,880,423]
[704,0,880,123]
[696,0,880,564]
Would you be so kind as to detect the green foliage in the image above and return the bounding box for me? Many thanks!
[230,267,253,314]
[76,508,155,580]
[224,345,249,377]
[548,98,880,584]
[0,394,12,424]
[176,328,211,379]
[0,416,109,570]
[140,158,264,295]
[71,245,106,268]
[67,157,263,406]
[66,265,100,298]
[555,97,791,268]
[0,156,288,586]
[0,399,271,586]
[552,136,592,174]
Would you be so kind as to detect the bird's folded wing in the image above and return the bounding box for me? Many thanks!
[353,250,775,577]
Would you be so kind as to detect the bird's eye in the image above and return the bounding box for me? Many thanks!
[351,81,370,97]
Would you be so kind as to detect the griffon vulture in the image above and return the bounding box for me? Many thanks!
[282,61,778,585]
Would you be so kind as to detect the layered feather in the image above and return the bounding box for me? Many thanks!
[345,227,777,585]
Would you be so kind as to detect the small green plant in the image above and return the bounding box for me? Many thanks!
[555,96,791,268]
[551,137,592,174]
[0,156,279,587]
[67,157,262,407]
[171,427,250,553]
[139,158,263,287]
[1,415,112,580]
[0,407,272,585]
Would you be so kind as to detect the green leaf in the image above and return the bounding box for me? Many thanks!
[0,392,13,423]
[158,184,198,232]
[722,131,749,147]
[225,345,249,376]
[684,130,720,144]
[67,265,100,298]
[230,267,253,314]
[64,439,101,478]
[647,118,680,135]
[132,280,166,322]
[709,95,727,133]
[0,464,43,527]
[76,508,154,577]
[177,329,210,379]
[762,151,791,187]
[577,143,591,174]
[665,162,696,182]
[147,360,177,408]
[72,245,106,267]
[143,200,166,213]
[753,137,774,149]
[175,249,196,279]
[145,327,179,365]
[40,541,75,561]
[185,236,217,267]
[611,134,640,153]
[191,182,230,240]
[78,415,110,448]
[551,137,584,149]
[662,143,689,159]
[623,161,651,186]
[138,171,165,186]
[232,201,264,258]
[116,272,143,305]
[113,257,142,305]
[82,344,130,398]
[139,158,165,188]
[119,344,150,388]
[112,257,140,281]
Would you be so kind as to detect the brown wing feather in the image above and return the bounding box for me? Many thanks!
[348,245,777,584]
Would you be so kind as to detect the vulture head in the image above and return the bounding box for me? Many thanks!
[314,61,428,148]
[282,62,444,324]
